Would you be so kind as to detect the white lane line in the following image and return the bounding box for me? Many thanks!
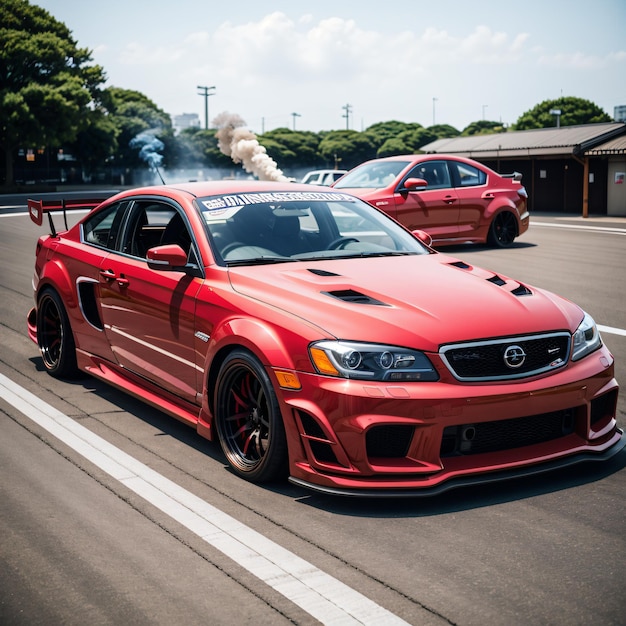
[531,221,626,234]
[0,372,409,626]
[0,210,29,217]
[599,324,626,337]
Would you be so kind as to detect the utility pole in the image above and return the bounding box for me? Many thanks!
[197,85,216,129]
[291,112,301,130]
[432,97,438,125]
[342,103,352,130]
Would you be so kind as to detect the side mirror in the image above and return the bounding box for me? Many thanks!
[412,229,433,247]
[146,244,188,270]
[403,177,428,191]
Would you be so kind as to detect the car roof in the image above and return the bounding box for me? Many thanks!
[367,154,472,163]
[111,179,344,201]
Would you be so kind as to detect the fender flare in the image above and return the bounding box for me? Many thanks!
[197,316,313,440]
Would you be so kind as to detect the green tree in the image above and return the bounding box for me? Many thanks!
[318,130,376,169]
[101,87,173,173]
[174,127,237,170]
[514,97,612,130]
[428,124,461,139]
[377,137,410,157]
[259,128,322,169]
[0,0,108,186]
[462,120,507,136]
[364,121,420,150]
[363,121,440,157]
[72,108,119,178]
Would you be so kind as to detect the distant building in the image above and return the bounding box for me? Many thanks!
[173,113,201,134]
[615,105,626,123]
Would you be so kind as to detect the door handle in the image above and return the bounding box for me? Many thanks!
[99,269,116,281]
[116,275,130,288]
[444,196,457,204]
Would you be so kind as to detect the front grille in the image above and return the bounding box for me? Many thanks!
[441,332,570,381]
[440,408,577,457]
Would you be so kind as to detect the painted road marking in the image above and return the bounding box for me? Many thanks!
[531,221,626,235]
[0,372,409,626]
[599,324,626,337]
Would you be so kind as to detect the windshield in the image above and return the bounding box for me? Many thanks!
[333,160,411,189]
[199,190,430,265]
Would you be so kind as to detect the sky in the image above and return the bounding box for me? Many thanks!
[33,0,626,134]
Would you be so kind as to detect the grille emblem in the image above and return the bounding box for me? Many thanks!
[503,345,526,368]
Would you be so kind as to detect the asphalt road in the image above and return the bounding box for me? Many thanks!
[1,196,625,626]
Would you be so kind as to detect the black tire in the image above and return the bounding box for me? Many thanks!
[37,289,79,378]
[488,211,518,247]
[214,350,288,483]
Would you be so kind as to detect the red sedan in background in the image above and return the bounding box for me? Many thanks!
[27,181,621,496]
[332,154,529,247]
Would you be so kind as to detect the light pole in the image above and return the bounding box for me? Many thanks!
[291,112,301,130]
[197,85,216,129]
[432,97,438,125]
[550,108,562,128]
[482,104,488,120]
[342,103,352,130]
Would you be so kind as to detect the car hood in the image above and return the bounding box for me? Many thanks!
[334,187,384,198]
[227,254,582,352]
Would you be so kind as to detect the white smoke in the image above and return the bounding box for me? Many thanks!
[213,111,288,182]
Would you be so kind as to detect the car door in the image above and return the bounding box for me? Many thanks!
[71,200,130,363]
[393,160,460,238]
[448,160,490,238]
[97,200,203,402]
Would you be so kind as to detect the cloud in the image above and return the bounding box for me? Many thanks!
[114,15,534,88]
[94,9,621,132]
[538,49,626,70]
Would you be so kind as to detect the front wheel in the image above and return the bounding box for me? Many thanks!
[487,211,518,247]
[214,350,288,483]
[37,289,79,378]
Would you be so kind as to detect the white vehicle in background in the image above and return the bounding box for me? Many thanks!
[301,169,348,186]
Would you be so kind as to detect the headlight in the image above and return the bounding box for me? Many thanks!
[571,312,602,361]
[309,341,439,381]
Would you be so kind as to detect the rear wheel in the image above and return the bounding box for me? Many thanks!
[37,289,79,378]
[488,211,518,247]
[214,350,288,482]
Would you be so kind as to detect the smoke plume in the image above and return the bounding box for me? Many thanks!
[213,112,288,182]
[129,132,166,183]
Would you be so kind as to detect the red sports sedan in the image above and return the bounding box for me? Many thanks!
[27,181,622,495]
[332,154,529,247]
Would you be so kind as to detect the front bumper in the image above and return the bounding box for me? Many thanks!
[279,344,621,494]
[288,434,625,496]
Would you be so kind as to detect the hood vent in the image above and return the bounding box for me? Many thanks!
[487,274,507,286]
[323,289,388,306]
[448,260,533,297]
[308,268,340,277]
[449,260,471,270]
[511,283,532,296]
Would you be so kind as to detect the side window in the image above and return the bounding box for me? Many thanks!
[82,202,128,250]
[121,202,192,259]
[455,162,487,187]
[409,161,451,189]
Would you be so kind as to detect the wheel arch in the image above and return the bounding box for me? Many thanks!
[486,205,520,247]
[37,259,78,313]
[200,316,308,428]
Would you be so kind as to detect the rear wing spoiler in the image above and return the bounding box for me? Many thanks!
[501,172,523,182]
[28,197,106,236]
